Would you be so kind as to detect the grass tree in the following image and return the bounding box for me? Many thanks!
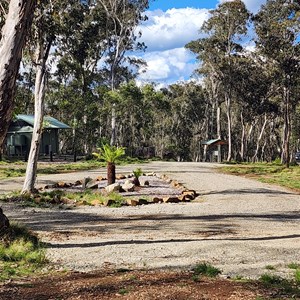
[93,144,125,185]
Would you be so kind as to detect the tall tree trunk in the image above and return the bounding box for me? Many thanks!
[225,94,232,161]
[281,86,291,168]
[0,0,36,147]
[216,103,222,162]
[252,113,268,163]
[22,38,52,194]
[240,111,245,162]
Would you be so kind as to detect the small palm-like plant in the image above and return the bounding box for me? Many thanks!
[133,167,143,186]
[93,144,125,185]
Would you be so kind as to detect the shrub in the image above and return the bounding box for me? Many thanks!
[192,263,221,277]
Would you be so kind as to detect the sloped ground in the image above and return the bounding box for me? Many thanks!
[0,162,299,299]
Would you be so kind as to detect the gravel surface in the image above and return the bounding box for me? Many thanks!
[1,162,300,279]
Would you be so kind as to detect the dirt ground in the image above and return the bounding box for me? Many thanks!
[0,269,286,300]
[0,161,300,299]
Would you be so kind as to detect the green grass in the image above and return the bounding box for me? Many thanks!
[220,162,300,191]
[265,265,276,270]
[192,263,221,278]
[0,223,47,281]
[0,189,126,208]
[0,157,149,179]
[259,273,300,297]
[288,262,300,270]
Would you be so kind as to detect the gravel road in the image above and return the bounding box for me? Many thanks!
[1,161,299,279]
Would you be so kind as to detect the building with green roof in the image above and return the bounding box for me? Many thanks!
[5,115,71,157]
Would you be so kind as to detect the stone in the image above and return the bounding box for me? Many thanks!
[121,180,135,192]
[126,199,139,206]
[182,190,197,199]
[145,172,154,176]
[58,181,66,188]
[74,180,82,186]
[178,195,186,201]
[171,180,179,188]
[163,196,180,203]
[116,174,126,180]
[152,197,163,203]
[86,180,99,189]
[82,177,93,189]
[140,179,150,186]
[105,183,121,193]
[96,176,106,181]
[138,199,148,205]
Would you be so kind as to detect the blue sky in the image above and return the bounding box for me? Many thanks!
[135,0,267,87]
[149,0,218,11]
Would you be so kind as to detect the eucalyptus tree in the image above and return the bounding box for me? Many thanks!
[97,0,149,146]
[0,0,36,156]
[186,0,250,161]
[22,0,62,193]
[254,0,300,167]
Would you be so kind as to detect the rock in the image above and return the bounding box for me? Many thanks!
[182,190,197,199]
[82,177,93,189]
[183,194,194,201]
[163,196,180,203]
[116,174,126,180]
[74,180,82,186]
[171,180,179,188]
[140,179,150,186]
[152,197,163,203]
[126,199,139,206]
[145,172,154,176]
[178,195,186,201]
[121,180,135,192]
[86,180,99,189]
[0,208,10,230]
[96,176,106,181]
[138,199,148,205]
[105,183,121,193]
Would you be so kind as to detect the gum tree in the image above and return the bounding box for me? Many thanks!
[0,0,36,156]
[253,0,300,167]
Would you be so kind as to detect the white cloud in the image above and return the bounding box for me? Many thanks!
[138,7,210,52]
[136,47,197,84]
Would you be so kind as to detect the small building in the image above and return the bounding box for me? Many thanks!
[202,138,227,162]
[5,114,70,157]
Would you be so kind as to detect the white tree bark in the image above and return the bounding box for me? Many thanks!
[0,0,35,148]
[22,37,52,194]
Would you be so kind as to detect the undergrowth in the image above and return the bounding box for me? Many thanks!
[0,223,47,281]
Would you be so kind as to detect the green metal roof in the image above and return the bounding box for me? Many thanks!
[15,115,71,129]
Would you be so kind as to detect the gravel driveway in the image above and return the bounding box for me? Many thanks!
[1,162,299,279]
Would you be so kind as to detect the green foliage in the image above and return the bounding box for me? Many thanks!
[259,273,300,297]
[288,262,300,270]
[133,168,143,179]
[0,223,47,281]
[192,263,221,278]
[265,265,276,270]
[295,269,300,284]
[93,144,125,163]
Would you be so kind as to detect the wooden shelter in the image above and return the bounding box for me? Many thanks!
[5,115,70,157]
[201,138,228,162]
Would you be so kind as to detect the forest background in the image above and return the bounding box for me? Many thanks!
[0,0,299,166]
